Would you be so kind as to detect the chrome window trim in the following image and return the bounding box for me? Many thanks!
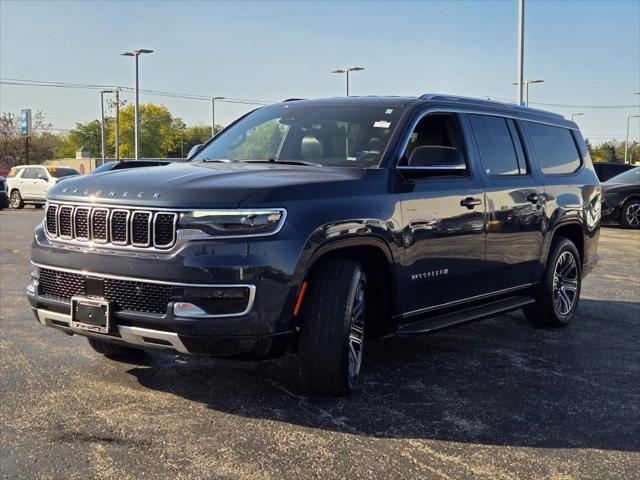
[152,211,178,248]
[394,106,576,170]
[73,206,91,241]
[91,208,110,243]
[130,210,152,247]
[109,209,130,245]
[32,262,257,319]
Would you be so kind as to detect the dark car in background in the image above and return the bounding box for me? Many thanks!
[27,95,601,396]
[601,167,640,228]
[0,176,8,210]
[593,162,635,182]
[92,160,172,174]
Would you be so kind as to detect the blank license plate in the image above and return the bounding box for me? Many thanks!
[71,296,110,334]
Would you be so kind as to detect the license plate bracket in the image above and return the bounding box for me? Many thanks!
[71,296,110,334]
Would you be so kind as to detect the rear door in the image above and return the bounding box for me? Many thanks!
[468,114,546,291]
[18,168,38,198]
[398,111,487,317]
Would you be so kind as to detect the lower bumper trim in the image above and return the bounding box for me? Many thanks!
[36,308,189,354]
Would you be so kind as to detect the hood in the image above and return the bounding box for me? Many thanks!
[46,161,364,208]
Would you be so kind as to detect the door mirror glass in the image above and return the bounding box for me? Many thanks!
[187,144,203,160]
[37,173,49,181]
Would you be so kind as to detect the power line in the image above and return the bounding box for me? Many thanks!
[0,77,273,105]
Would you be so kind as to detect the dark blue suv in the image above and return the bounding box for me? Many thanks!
[27,94,601,396]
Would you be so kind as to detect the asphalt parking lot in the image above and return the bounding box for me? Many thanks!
[1,207,639,480]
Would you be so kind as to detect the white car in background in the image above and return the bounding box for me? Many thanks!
[6,165,80,209]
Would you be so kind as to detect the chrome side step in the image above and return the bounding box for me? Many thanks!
[397,295,535,335]
[36,308,189,354]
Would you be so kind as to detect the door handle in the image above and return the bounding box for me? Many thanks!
[460,197,482,209]
[527,192,544,204]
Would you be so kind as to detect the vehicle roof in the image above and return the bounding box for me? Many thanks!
[275,94,574,128]
[12,164,72,169]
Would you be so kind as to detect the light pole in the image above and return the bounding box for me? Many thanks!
[511,79,544,106]
[330,67,365,96]
[100,90,108,166]
[625,115,639,164]
[211,97,225,137]
[100,89,119,166]
[121,48,153,160]
[180,122,186,159]
[571,113,584,122]
[516,0,525,106]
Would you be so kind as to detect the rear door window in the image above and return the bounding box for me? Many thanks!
[469,114,524,176]
[525,122,581,175]
[21,168,38,179]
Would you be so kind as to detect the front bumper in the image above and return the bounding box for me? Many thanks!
[28,222,306,357]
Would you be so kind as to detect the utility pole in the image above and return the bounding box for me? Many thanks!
[115,89,120,161]
[516,0,525,106]
[625,115,639,164]
[100,90,107,166]
[211,97,225,137]
[180,122,186,159]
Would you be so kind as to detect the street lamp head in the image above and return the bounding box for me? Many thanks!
[134,49,154,55]
[529,79,544,84]
[121,51,135,57]
[212,96,225,100]
[330,69,346,74]
[348,67,365,72]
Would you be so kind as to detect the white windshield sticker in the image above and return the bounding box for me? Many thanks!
[373,120,391,128]
[385,109,394,114]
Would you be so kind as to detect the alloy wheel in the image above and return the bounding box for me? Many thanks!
[624,203,640,227]
[347,280,366,389]
[552,251,579,316]
[10,191,21,208]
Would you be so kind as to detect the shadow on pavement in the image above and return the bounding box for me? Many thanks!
[127,298,640,452]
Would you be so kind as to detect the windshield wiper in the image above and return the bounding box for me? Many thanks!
[242,159,321,166]
[199,158,232,163]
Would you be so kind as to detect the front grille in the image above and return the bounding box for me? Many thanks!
[59,206,73,238]
[36,267,253,316]
[45,203,177,249]
[46,204,58,235]
[37,267,174,314]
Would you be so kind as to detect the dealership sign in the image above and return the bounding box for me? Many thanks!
[19,108,32,135]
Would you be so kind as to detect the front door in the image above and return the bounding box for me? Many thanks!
[467,114,546,291]
[398,112,487,317]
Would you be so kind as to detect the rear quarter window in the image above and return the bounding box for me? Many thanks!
[526,122,581,175]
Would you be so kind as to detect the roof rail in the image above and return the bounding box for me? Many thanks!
[282,98,305,102]
[419,93,565,120]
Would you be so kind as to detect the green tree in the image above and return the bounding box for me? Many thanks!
[113,103,175,158]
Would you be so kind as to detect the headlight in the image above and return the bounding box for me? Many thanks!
[179,209,286,238]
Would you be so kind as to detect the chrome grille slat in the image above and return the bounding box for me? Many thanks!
[45,203,177,250]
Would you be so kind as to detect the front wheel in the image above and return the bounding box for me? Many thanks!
[10,190,24,209]
[524,237,581,327]
[299,259,367,396]
[620,199,640,229]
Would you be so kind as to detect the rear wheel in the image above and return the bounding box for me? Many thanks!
[87,337,144,358]
[10,190,24,209]
[524,237,581,327]
[620,199,640,229]
[299,259,367,396]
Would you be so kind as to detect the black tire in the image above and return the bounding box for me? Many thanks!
[619,199,640,229]
[10,190,24,209]
[299,259,367,397]
[34,203,44,209]
[524,237,581,327]
[87,337,144,358]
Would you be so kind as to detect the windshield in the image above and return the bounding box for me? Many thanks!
[92,162,115,174]
[191,104,404,168]
[607,167,640,184]
[47,167,80,178]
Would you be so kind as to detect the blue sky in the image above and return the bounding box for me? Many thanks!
[1,0,639,144]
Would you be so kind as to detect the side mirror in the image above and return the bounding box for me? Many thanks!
[397,146,466,178]
[37,173,49,181]
[186,144,203,160]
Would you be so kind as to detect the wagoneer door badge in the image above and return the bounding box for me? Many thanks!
[411,269,449,281]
